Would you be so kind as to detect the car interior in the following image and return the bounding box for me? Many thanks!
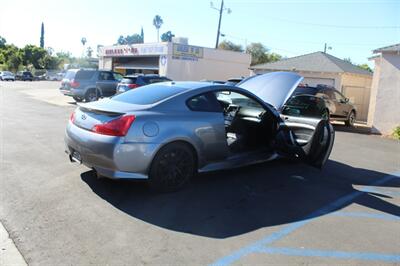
[215,91,277,154]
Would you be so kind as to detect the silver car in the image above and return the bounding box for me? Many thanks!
[65,72,334,192]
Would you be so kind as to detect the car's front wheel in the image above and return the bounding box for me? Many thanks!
[345,110,356,127]
[148,142,196,192]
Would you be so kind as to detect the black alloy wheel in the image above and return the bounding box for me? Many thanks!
[149,142,195,192]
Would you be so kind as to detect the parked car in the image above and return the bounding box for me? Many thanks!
[0,71,15,81]
[291,84,357,126]
[15,71,33,81]
[224,77,243,86]
[116,74,172,94]
[47,72,64,81]
[60,69,123,102]
[65,72,334,192]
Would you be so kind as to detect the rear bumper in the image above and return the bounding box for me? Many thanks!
[65,122,159,179]
[60,88,85,97]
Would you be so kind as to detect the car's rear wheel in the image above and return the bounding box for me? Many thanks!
[345,110,356,127]
[85,89,100,102]
[148,142,196,192]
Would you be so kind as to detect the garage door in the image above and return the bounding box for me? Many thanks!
[302,77,335,88]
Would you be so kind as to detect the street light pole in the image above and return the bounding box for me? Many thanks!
[215,0,224,49]
[211,0,231,49]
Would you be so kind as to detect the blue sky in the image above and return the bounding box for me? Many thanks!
[0,0,399,66]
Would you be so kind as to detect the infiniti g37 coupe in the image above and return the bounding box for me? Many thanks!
[65,72,335,192]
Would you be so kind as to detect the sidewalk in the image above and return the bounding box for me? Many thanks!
[0,221,27,266]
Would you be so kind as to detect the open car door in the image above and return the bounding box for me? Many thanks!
[275,95,335,168]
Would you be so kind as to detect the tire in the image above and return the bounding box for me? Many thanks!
[345,110,356,127]
[85,89,100,102]
[73,96,83,102]
[148,142,196,192]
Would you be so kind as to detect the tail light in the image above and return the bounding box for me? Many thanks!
[128,84,139,89]
[92,115,136,136]
[70,79,80,88]
[70,111,76,123]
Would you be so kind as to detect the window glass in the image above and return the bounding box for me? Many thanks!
[216,91,263,109]
[282,95,327,118]
[120,77,137,84]
[99,72,114,81]
[292,86,318,96]
[323,89,335,99]
[64,70,76,80]
[334,91,345,101]
[187,92,222,112]
[143,77,172,84]
[75,70,96,80]
[113,73,123,81]
[112,84,187,105]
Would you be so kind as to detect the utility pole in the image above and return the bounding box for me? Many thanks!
[211,0,231,49]
[324,43,332,53]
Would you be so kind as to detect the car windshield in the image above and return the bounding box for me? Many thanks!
[112,83,186,105]
[142,77,171,84]
[282,95,326,118]
[292,86,318,96]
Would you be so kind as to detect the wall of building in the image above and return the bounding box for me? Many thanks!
[368,53,400,135]
[166,44,251,81]
[341,73,372,122]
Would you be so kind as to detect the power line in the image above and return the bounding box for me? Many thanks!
[263,16,400,29]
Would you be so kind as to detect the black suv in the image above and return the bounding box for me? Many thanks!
[291,85,356,126]
[16,71,34,81]
[60,69,123,102]
[116,74,172,94]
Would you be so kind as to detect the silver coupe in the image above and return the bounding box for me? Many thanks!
[65,72,335,192]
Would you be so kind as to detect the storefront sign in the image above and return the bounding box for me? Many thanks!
[101,44,167,57]
[172,44,203,59]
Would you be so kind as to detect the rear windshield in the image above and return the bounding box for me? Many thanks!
[121,77,137,83]
[64,70,76,80]
[282,95,326,118]
[23,72,33,76]
[142,77,171,84]
[292,86,318,96]
[75,70,96,80]
[112,84,187,105]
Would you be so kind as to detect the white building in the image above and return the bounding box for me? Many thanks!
[368,44,400,135]
[98,42,251,81]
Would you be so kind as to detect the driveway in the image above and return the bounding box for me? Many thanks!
[1,81,399,265]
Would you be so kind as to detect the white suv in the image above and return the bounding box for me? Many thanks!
[0,71,15,81]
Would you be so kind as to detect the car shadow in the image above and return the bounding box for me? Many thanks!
[81,160,399,239]
[332,123,372,135]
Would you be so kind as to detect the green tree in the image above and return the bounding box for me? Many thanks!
[153,15,163,42]
[343,57,352,63]
[116,34,143,45]
[40,54,61,69]
[357,63,373,73]
[21,45,47,69]
[161,31,175,42]
[6,53,22,72]
[40,22,44,48]
[0,36,6,49]
[246,43,282,65]
[141,27,144,42]
[218,40,243,52]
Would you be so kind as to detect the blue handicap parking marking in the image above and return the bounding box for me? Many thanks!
[210,172,400,266]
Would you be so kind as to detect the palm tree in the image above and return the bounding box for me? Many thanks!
[81,37,87,47]
[153,15,163,42]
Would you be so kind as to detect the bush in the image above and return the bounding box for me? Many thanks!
[393,126,400,140]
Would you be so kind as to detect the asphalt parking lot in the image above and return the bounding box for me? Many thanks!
[1,81,399,266]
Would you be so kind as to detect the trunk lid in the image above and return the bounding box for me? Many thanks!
[73,98,149,131]
[238,72,303,110]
